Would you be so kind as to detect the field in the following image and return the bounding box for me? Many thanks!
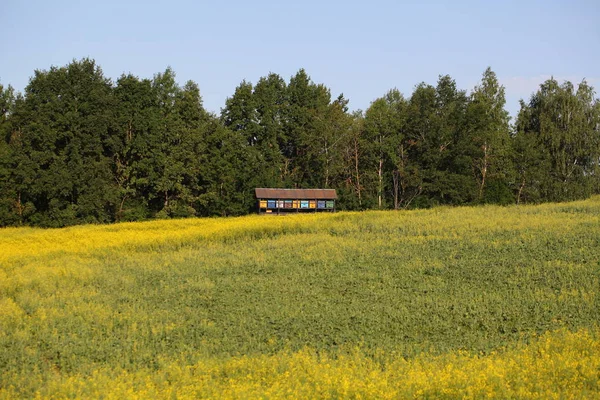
[1,198,600,398]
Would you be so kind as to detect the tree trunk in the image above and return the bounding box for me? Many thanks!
[392,170,399,210]
[324,140,330,188]
[127,120,133,142]
[516,176,526,205]
[117,196,128,221]
[15,191,23,225]
[378,156,383,209]
[354,137,361,206]
[478,142,489,200]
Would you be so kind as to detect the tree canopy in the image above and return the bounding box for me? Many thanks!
[1,59,598,226]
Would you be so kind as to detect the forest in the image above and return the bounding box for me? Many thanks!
[1,58,599,227]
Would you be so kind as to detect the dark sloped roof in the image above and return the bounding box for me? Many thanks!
[255,188,337,200]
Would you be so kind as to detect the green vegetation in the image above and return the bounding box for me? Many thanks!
[1,197,599,397]
[1,60,599,227]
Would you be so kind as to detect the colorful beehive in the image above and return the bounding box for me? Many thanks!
[255,189,337,214]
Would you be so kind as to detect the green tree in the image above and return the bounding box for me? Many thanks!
[404,77,472,207]
[433,75,473,205]
[363,89,410,209]
[466,67,513,204]
[5,59,118,226]
[167,79,210,217]
[0,83,22,225]
[221,75,288,191]
[512,102,550,204]
[515,78,600,202]
[112,74,157,220]
[149,69,214,218]
[337,111,368,209]
[317,94,352,189]
[252,73,288,187]
[404,83,437,208]
[284,69,317,186]
[196,118,251,216]
[221,80,258,146]
[283,69,352,189]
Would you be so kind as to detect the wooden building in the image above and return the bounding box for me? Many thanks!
[255,188,337,214]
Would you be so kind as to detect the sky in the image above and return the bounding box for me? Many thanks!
[1,0,599,119]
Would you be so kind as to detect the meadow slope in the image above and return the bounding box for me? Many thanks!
[1,198,599,398]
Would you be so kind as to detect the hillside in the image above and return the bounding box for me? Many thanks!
[1,198,600,398]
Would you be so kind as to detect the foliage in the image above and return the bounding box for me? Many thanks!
[1,329,598,399]
[1,60,600,226]
[515,79,600,202]
[1,197,600,398]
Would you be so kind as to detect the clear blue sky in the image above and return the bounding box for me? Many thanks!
[1,0,598,119]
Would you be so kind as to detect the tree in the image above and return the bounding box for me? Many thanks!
[284,69,323,186]
[112,74,157,220]
[221,74,288,190]
[432,75,473,205]
[515,78,600,202]
[363,89,410,209]
[512,102,550,204]
[466,67,513,204]
[404,83,437,208]
[221,80,258,145]
[148,69,215,218]
[253,73,287,187]
[5,59,118,226]
[317,94,352,189]
[338,111,368,209]
[196,118,251,216]
[0,83,22,225]
[404,77,473,207]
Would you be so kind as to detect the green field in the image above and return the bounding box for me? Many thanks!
[1,198,600,398]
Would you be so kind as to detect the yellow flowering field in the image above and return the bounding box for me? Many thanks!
[1,197,600,398]
[1,328,599,399]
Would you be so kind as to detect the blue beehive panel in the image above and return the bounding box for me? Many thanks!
[267,200,276,209]
[317,201,326,209]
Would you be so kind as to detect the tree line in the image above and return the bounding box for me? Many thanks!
[1,59,599,227]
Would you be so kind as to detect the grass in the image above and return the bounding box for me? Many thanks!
[1,197,599,398]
